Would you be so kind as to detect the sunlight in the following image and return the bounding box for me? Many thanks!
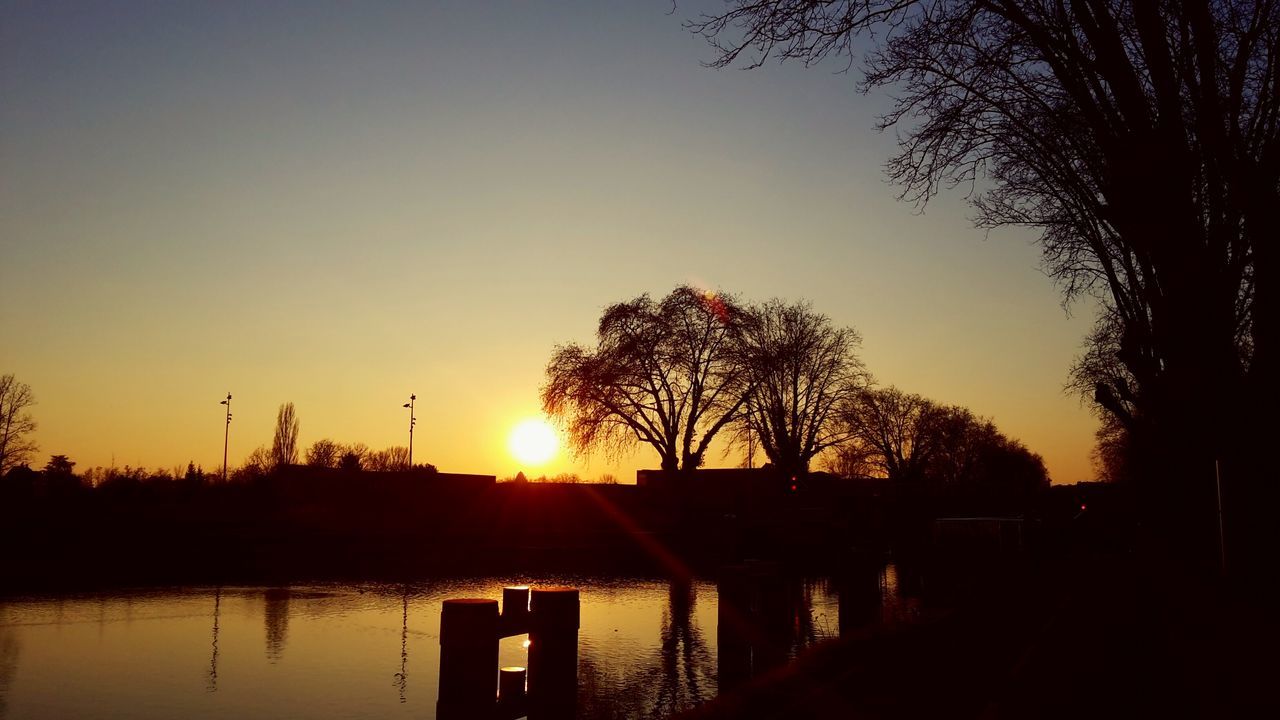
[508,418,559,466]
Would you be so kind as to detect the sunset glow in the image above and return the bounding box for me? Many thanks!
[508,419,559,467]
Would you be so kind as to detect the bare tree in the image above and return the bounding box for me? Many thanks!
[304,438,342,469]
[0,374,38,475]
[735,300,868,477]
[271,403,300,468]
[689,0,1278,555]
[543,286,752,475]
[233,445,273,482]
[819,441,879,479]
[365,445,410,472]
[839,387,944,484]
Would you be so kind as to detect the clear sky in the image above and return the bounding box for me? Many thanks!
[1,0,1098,483]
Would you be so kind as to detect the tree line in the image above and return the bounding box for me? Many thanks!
[0,385,433,495]
[542,286,1048,494]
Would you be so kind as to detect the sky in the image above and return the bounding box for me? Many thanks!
[1,0,1099,484]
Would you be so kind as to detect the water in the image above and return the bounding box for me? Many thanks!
[0,570,909,719]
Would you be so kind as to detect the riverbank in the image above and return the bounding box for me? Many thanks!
[677,549,1277,718]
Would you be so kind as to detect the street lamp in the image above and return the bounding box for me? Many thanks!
[403,394,416,469]
[220,392,232,483]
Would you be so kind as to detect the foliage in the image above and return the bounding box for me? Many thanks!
[689,0,1278,563]
[836,386,1048,492]
[0,374,38,475]
[543,286,752,474]
[735,299,867,476]
[271,402,300,468]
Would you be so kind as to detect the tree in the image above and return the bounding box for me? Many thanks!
[305,438,342,469]
[234,445,273,481]
[736,299,867,477]
[690,0,1277,566]
[543,286,752,475]
[43,454,75,477]
[838,387,944,484]
[271,402,300,468]
[0,374,38,476]
[365,445,410,472]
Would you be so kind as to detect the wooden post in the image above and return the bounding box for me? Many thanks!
[528,586,579,719]
[499,666,527,702]
[500,585,530,635]
[438,598,499,719]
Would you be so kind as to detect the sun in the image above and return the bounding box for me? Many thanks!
[508,418,559,466]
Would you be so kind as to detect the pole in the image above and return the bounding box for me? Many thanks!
[220,393,232,483]
[404,394,416,469]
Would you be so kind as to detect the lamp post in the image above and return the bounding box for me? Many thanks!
[220,392,232,483]
[403,394,416,469]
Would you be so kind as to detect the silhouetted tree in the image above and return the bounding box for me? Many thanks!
[928,407,1002,486]
[233,445,273,482]
[0,374,38,476]
[43,454,75,477]
[1068,309,1141,483]
[543,286,752,476]
[305,438,342,469]
[271,403,300,468]
[364,445,409,472]
[690,0,1278,566]
[183,461,206,486]
[339,450,362,472]
[839,387,944,484]
[735,299,868,477]
[820,441,878,480]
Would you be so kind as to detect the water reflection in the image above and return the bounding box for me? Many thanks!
[207,589,221,693]
[576,578,718,719]
[655,577,714,714]
[263,588,290,663]
[0,568,911,720]
[0,624,20,720]
[393,585,408,703]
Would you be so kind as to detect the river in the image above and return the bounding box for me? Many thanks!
[0,566,917,719]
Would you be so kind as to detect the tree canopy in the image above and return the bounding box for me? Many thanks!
[0,374,38,476]
[690,1,1277,558]
[543,286,752,474]
[736,299,867,477]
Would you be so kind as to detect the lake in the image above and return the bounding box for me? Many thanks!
[0,566,915,719]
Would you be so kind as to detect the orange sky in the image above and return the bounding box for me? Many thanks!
[0,1,1099,484]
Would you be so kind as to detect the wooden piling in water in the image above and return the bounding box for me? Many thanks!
[528,586,579,719]
[437,598,499,719]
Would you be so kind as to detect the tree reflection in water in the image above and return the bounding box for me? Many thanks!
[577,577,716,719]
[207,588,221,692]
[576,574,845,718]
[0,623,20,720]
[263,588,290,663]
[393,585,408,703]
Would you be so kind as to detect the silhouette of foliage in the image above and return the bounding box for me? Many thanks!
[234,446,273,482]
[735,299,868,477]
[339,450,362,472]
[690,0,1277,563]
[364,445,409,472]
[0,374,38,476]
[837,387,1047,491]
[839,387,944,484]
[305,438,342,469]
[543,286,752,475]
[271,402,299,468]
